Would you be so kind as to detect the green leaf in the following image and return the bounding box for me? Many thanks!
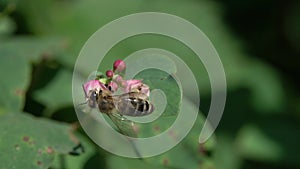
[0,112,79,169]
[213,135,242,169]
[235,124,282,162]
[33,68,73,115]
[236,116,300,167]
[0,50,30,112]
[51,133,96,169]
[241,61,285,113]
[135,68,180,137]
[145,112,216,169]
[146,143,200,169]
[0,16,16,37]
[107,155,169,169]
[0,36,69,112]
[182,112,216,159]
[135,68,180,117]
[127,68,180,137]
[0,37,67,63]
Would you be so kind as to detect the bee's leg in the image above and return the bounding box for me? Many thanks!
[120,114,126,121]
[111,112,125,120]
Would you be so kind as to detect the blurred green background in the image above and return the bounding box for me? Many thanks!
[0,0,300,169]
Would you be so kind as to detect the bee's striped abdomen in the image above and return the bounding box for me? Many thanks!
[117,97,154,116]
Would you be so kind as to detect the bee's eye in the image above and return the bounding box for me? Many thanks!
[90,91,98,101]
[108,86,112,91]
[99,90,102,94]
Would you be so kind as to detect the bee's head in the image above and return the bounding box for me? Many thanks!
[98,88,112,100]
[87,89,99,108]
[90,89,99,100]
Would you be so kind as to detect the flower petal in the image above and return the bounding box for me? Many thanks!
[83,80,107,94]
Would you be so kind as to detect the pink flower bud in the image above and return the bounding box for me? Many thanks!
[106,70,114,78]
[113,59,126,73]
[115,75,124,84]
[114,75,128,87]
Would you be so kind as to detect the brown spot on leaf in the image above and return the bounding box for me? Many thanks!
[198,143,206,154]
[46,146,54,154]
[153,125,160,132]
[163,158,169,166]
[36,161,43,166]
[23,136,29,142]
[69,122,80,144]
[15,88,24,97]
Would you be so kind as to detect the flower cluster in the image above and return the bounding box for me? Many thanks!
[83,60,150,97]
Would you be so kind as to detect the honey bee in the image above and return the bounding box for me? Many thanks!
[85,87,154,116]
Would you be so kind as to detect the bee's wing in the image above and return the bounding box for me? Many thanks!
[106,113,143,157]
[107,113,138,137]
[112,92,154,116]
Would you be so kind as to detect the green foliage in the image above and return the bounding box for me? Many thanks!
[0,113,78,169]
[136,68,180,117]
[1,0,299,169]
[0,51,29,112]
[33,68,73,115]
[132,69,181,137]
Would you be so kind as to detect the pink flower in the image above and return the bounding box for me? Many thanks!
[113,60,126,73]
[114,75,127,87]
[108,81,118,92]
[124,79,150,97]
[84,60,151,98]
[139,83,150,97]
[83,80,106,94]
[83,80,100,93]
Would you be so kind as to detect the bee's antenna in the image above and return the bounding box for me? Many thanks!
[75,84,89,108]
[82,84,88,98]
[76,100,88,110]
